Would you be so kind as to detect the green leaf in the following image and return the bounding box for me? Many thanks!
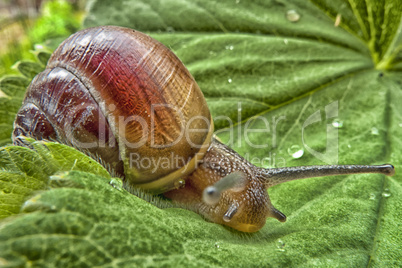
[1,0,401,267]
[36,51,51,66]
[0,58,45,146]
[0,76,30,97]
[28,0,81,44]
[12,61,44,80]
[31,49,52,67]
[0,140,110,219]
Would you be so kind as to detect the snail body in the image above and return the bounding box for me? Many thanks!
[13,26,394,232]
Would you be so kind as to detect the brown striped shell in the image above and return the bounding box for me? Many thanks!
[13,26,212,192]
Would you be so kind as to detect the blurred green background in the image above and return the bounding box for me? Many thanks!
[0,0,85,77]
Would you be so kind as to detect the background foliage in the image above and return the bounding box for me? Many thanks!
[0,0,401,267]
[0,0,83,77]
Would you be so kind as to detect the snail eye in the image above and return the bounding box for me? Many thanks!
[202,171,247,206]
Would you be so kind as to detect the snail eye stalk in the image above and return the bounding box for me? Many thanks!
[260,164,395,187]
[223,204,239,222]
[202,171,247,206]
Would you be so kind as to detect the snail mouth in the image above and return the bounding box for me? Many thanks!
[229,222,262,233]
[222,204,264,233]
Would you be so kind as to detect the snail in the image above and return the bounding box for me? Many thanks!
[12,26,395,232]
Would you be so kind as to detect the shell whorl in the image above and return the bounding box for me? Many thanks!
[13,26,212,192]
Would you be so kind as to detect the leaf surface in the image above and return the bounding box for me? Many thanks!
[0,0,401,267]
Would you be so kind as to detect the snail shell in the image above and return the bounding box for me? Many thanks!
[13,26,212,192]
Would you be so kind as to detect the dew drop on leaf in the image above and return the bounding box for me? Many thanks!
[371,127,379,135]
[288,145,304,159]
[286,10,300,22]
[109,178,123,191]
[332,119,343,128]
[382,189,391,198]
[276,239,286,252]
[228,78,233,83]
[369,193,376,200]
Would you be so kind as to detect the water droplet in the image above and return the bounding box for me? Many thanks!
[109,178,123,191]
[347,144,351,148]
[286,10,300,22]
[369,193,376,200]
[288,145,304,159]
[238,107,242,112]
[228,78,233,83]
[276,239,286,251]
[284,39,288,45]
[398,123,402,127]
[174,179,185,189]
[225,45,234,50]
[235,0,240,3]
[332,119,343,128]
[382,188,391,198]
[371,127,379,135]
[215,242,220,248]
